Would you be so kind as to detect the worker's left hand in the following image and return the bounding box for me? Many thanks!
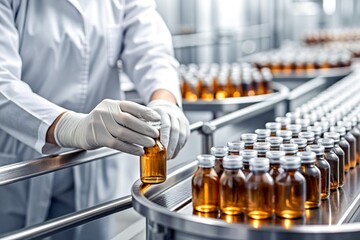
[147,100,190,159]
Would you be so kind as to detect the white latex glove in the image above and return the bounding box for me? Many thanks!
[147,100,190,159]
[54,99,161,156]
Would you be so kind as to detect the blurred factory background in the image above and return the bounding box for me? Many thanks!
[154,0,359,64]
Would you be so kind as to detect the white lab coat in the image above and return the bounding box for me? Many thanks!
[0,0,180,239]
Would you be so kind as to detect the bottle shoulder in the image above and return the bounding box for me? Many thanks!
[276,170,305,184]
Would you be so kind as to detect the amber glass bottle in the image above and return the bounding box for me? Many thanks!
[308,126,322,143]
[296,119,311,132]
[267,151,285,181]
[307,145,330,200]
[241,72,255,96]
[276,130,293,144]
[324,132,345,187]
[266,137,283,151]
[260,68,273,94]
[192,155,219,212]
[286,112,301,124]
[290,138,307,152]
[182,75,198,101]
[210,146,229,178]
[200,75,214,100]
[350,117,360,164]
[331,126,351,172]
[220,156,246,215]
[315,121,330,138]
[140,121,167,184]
[298,151,321,209]
[241,133,257,150]
[299,132,315,146]
[255,129,271,142]
[280,144,298,156]
[241,150,258,177]
[227,141,244,155]
[343,122,357,169]
[286,124,302,139]
[246,158,274,219]
[318,138,339,190]
[254,142,271,158]
[265,122,281,137]
[275,156,306,219]
[275,117,291,131]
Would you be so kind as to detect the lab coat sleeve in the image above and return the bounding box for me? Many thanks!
[0,1,66,154]
[121,0,182,106]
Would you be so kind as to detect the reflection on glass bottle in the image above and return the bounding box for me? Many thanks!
[248,217,274,229]
[329,189,340,224]
[275,217,306,229]
[220,156,246,215]
[193,210,219,219]
[246,158,274,220]
[220,213,245,224]
[275,156,306,219]
[192,155,219,213]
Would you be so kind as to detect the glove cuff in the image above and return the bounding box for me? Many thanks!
[54,111,86,148]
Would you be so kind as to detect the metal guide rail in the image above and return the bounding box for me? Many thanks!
[132,155,360,240]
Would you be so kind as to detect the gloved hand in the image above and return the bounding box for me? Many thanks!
[54,99,161,156]
[147,100,190,159]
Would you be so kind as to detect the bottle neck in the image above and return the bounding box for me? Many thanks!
[251,169,267,174]
[302,162,315,167]
[324,147,332,153]
[283,168,298,173]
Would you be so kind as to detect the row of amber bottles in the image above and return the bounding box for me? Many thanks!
[251,47,352,75]
[180,63,273,101]
[305,29,360,44]
[192,115,360,219]
[192,154,307,219]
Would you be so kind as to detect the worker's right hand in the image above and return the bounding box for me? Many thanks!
[54,99,161,155]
